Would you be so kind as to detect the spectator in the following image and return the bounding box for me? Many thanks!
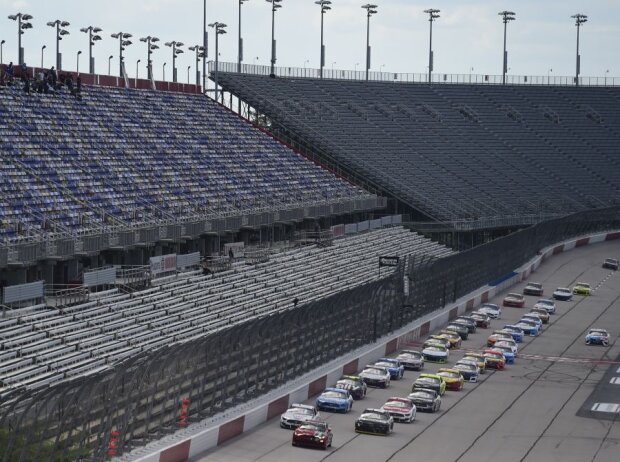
[293,297,299,308]
[23,76,30,94]
[228,247,234,260]
[7,62,14,78]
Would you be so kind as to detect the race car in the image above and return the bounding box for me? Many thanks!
[534,298,556,314]
[603,258,619,270]
[451,318,477,334]
[528,308,550,324]
[477,303,502,319]
[523,282,544,296]
[380,397,417,423]
[521,314,543,329]
[280,404,321,429]
[470,312,491,328]
[553,287,573,301]
[335,375,367,400]
[445,322,469,340]
[483,349,506,370]
[412,373,447,396]
[375,358,405,380]
[436,368,465,391]
[494,337,518,354]
[396,350,425,371]
[515,319,540,336]
[438,329,463,348]
[572,282,591,295]
[423,336,451,350]
[316,388,353,413]
[487,330,514,347]
[492,343,515,364]
[462,352,488,374]
[454,359,480,382]
[422,344,449,363]
[503,293,526,308]
[359,365,391,388]
[585,328,610,346]
[502,325,525,343]
[430,334,455,348]
[355,408,394,435]
[292,420,333,449]
[408,388,441,413]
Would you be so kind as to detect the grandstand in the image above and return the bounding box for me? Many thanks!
[214,69,620,230]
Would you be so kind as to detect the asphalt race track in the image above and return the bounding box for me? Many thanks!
[194,241,620,462]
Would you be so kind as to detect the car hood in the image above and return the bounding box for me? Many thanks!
[382,404,412,413]
[294,428,325,438]
[282,411,313,420]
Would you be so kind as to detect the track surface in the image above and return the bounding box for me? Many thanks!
[194,241,620,462]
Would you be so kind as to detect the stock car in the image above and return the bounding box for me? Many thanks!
[431,334,456,348]
[492,343,515,364]
[483,349,506,370]
[380,397,417,423]
[521,314,543,329]
[462,352,488,374]
[396,350,425,371]
[408,388,442,413]
[534,298,556,314]
[355,408,394,435]
[316,388,353,413]
[438,329,463,348]
[487,330,515,347]
[422,344,449,363]
[436,368,465,391]
[503,293,526,308]
[454,359,480,382]
[376,358,405,380]
[603,258,619,270]
[514,319,540,336]
[523,282,544,296]
[494,337,518,354]
[553,287,573,301]
[451,318,477,334]
[445,322,469,340]
[529,308,550,324]
[423,336,451,350]
[573,282,592,295]
[585,328,610,346]
[477,303,502,319]
[502,325,525,343]
[412,373,447,396]
[280,404,321,429]
[292,420,333,449]
[359,365,391,388]
[335,375,367,400]
[470,312,491,328]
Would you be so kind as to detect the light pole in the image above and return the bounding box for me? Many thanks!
[163,62,167,80]
[605,69,609,86]
[315,1,331,78]
[136,59,140,80]
[469,66,474,83]
[8,13,33,66]
[498,10,515,85]
[111,32,133,77]
[139,36,160,81]
[424,8,440,84]
[41,45,46,68]
[572,13,587,86]
[361,4,378,82]
[165,41,184,83]
[187,65,191,84]
[0,40,4,65]
[47,19,70,70]
[209,22,227,100]
[77,50,82,74]
[266,0,283,77]
[238,0,250,73]
[80,26,102,74]
[189,45,205,86]
[108,55,113,75]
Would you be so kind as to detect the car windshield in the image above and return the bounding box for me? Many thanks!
[321,391,347,399]
[589,330,607,336]
[528,283,542,288]
[439,371,460,379]
[337,379,357,388]
[425,346,445,352]
[576,283,590,288]
[360,412,387,421]
[410,391,434,400]
[537,299,553,305]
[375,362,394,368]
[417,377,439,385]
[400,352,422,359]
[485,351,503,358]
[494,346,511,353]
[363,368,384,376]
[482,304,499,310]
[520,320,537,326]
[289,406,314,415]
[556,288,571,293]
[456,363,476,371]
[447,324,464,330]
[384,400,409,408]
[299,422,326,432]
[507,293,523,299]
[605,259,618,264]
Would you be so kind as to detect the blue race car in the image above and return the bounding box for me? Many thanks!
[316,388,353,413]
[585,328,610,346]
[521,314,543,329]
[454,359,480,382]
[514,320,539,336]
[492,344,515,364]
[376,358,405,380]
[502,325,524,343]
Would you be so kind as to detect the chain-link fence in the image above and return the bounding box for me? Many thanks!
[1,207,619,461]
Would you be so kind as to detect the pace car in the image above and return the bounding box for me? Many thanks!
[492,343,515,364]
[603,258,619,270]
[573,282,591,295]
[445,322,469,340]
[553,287,573,301]
[335,375,367,400]
[529,308,550,324]
[438,329,463,348]
[422,344,449,363]
[477,303,502,319]
[412,373,446,396]
[470,312,491,328]
[585,328,610,346]
[534,298,556,314]
[375,358,405,380]
[355,409,394,435]
[523,282,544,296]
[408,388,441,413]
[514,319,540,336]
[503,293,526,308]
[380,397,416,423]
[437,368,465,391]
[483,349,506,370]
[462,352,487,374]
[292,420,333,449]
[316,388,353,413]
[396,350,425,371]
[359,365,391,388]
[280,404,321,429]
[487,330,515,347]
[454,360,480,382]
[502,325,525,343]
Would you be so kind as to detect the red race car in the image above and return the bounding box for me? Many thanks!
[502,293,525,308]
[483,349,506,370]
[292,420,333,449]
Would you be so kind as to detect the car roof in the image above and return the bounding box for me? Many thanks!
[399,349,421,355]
[386,396,412,403]
[291,403,316,410]
[323,387,347,394]
[420,373,441,379]
[438,368,461,374]
[341,375,361,380]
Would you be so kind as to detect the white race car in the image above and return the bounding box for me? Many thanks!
[422,345,449,363]
[280,403,320,429]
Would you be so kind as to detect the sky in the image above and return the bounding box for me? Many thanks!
[0,0,618,83]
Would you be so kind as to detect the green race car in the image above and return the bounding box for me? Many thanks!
[572,282,591,295]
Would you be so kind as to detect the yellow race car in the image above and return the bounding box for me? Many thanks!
[438,330,463,349]
[437,368,465,391]
[462,352,487,374]
[572,282,591,295]
[528,308,549,324]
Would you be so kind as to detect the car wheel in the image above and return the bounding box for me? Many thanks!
[292,441,297,446]
[603,341,609,347]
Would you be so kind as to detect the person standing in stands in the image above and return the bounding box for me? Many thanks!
[293,297,299,308]
[228,247,234,260]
